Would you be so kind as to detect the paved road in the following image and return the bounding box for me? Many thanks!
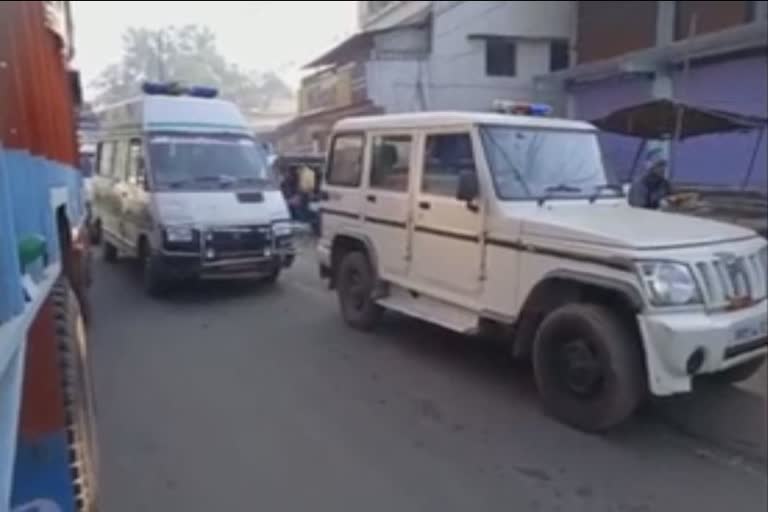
[89,244,767,512]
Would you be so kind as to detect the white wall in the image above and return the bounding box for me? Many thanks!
[372,26,430,57]
[432,0,572,39]
[364,1,574,113]
[366,59,426,113]
[425,1,573,111]
[359,0,432,31]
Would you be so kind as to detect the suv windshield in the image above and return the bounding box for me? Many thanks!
[147,133,272,189]
[479,125,620,200]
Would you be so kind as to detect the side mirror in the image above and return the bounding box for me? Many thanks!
[456,170,479,205]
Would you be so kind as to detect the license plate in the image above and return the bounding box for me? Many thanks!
[732,317,768,346]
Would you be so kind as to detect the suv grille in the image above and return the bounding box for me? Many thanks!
[205,226,272,258]
[694,249,767,307]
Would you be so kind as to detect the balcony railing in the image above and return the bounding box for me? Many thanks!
[299,61,368,115]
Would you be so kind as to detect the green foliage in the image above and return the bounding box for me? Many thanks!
[91,25,292,112]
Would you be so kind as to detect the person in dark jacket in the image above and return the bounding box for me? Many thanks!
[628,149,672,209]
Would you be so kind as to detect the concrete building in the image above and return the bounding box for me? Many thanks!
[278,0,573,154]
[360,1,572,112]
[540,1,768,189]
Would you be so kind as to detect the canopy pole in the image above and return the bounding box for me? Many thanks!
[669,104,686,180]
[628,138,647,182]
[740,127,766,190]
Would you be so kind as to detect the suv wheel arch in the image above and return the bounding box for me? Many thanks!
[512,270,644,359]
[330,233,379,289]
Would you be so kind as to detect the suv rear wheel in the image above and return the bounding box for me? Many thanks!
[533,303,645,432]
[336,251,382,330]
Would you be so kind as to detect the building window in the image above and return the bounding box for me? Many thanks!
[549,41,570,72]
[486,39,517,77]
[326,134,365,187]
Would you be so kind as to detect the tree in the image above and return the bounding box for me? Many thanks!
[91,25,293,112]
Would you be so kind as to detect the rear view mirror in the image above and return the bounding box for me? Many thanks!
[456,170,479,204]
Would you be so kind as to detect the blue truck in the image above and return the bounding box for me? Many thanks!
[1,2,98,511]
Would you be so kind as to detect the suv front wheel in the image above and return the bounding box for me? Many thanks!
[533,303,645,432]
[336,251,382,330]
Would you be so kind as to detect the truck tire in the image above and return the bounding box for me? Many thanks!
[51,278,100,511]
[336,251,382,330]
[708,356,765,384]
[532,303,645,432]
[102,240,117,263]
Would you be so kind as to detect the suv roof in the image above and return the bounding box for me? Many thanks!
[334,111,595,132]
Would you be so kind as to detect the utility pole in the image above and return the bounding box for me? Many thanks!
[156,32,166,82]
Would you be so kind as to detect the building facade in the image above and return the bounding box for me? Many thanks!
[278,1,573,154]
[541,1,768,189]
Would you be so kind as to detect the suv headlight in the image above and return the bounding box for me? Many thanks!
[636,261,702,306]
[272,221,293,237]
[164,225,195,243]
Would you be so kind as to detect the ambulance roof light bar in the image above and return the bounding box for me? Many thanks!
[142,81,219,99]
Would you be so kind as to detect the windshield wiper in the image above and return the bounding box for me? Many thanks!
[544,184,582,193]
[236,176,269,185]
[193,175,237,187]
[589,184,623,203]
[163,179,190,189]
[538,184,583,206]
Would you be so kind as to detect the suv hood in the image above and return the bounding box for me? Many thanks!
[154,190,289,226]
[517,203,756,250]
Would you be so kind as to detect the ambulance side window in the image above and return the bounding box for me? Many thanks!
[97,141,115,178]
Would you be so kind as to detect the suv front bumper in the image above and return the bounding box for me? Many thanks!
[638,301,767,395]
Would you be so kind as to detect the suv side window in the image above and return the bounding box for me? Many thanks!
[370,135,412,192]
[327,134,364,187]
[422,133,476,196]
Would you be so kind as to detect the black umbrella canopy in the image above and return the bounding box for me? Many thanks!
[591,99,767,140]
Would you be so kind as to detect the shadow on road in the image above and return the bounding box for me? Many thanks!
[104,257,285,304]
[363,312,673,446]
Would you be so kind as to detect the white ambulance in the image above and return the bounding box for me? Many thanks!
[91,84,293,294]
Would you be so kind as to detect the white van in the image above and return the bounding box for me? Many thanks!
[91,84,293,294]
[317,110,768,431]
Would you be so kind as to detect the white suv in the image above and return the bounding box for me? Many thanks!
[317,111,768,431]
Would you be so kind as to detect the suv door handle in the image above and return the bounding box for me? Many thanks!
[418,201,431,210]
[366,194,377,203]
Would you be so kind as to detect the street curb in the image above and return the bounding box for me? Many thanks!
[654,382,767,466]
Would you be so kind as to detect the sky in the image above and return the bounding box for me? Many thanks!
[71,1,358,99]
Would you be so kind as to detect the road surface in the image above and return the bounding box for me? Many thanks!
[89,243,767,512]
